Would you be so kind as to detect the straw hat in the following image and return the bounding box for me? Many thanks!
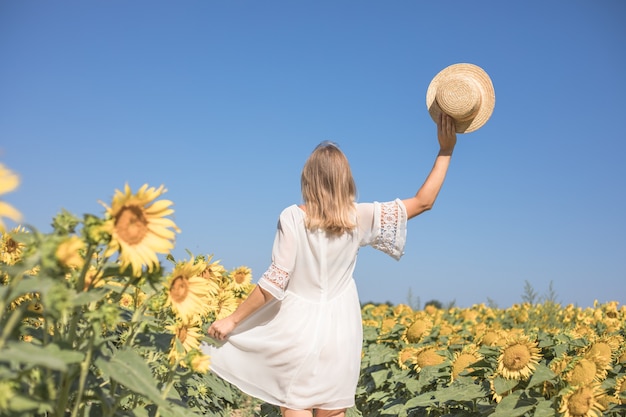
[426,63,495,133]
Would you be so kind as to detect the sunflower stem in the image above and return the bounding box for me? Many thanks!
[56,364,82,417]
[154,367,178,417]
[124,296,151,348]
[67,244,96,340]
[69,328,95,417]
[0,302,26,349]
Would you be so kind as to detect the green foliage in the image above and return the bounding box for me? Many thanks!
[0,214,235,417]
[355,301,626,417]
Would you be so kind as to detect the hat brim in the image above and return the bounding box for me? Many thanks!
[426,63,495,133]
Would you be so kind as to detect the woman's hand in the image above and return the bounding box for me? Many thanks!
[437,113,457,155]
[206,285,274,342]
[208,316,236,341]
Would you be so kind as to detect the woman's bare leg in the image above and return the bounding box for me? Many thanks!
[315,409,346,417]
[281,407,313,417]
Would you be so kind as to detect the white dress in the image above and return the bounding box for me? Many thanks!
[202,199,407,410]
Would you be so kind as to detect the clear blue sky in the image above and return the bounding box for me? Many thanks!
[1,1,625,309]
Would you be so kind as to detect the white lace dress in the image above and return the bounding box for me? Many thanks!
[201,199,407,410]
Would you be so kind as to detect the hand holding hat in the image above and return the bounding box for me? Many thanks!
[426,63,495,133]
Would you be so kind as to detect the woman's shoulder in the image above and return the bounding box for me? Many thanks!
[277,204,306,221]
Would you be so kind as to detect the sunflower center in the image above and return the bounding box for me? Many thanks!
[568,387,593,414]
[115,206,148,245]
[170,276,189,303]
[481,331,500,346]
[569,359,597,386]
[234,272,246,284]
[399,349,415,364]
[453,353,477,377]
[177,326,188,343]
[503,344,531,371]
[587,343,612,366]
[6,238,18,253]
[406,320,430,343]
[416,349,444,367]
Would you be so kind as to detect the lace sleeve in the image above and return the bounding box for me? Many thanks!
[370,199,407,260]
[258,262,290,300]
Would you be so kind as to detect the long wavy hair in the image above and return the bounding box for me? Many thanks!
[300,141,357,236]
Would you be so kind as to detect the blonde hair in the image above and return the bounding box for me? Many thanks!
[301,141,356,236]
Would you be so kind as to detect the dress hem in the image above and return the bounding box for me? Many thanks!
[208,359,356,411]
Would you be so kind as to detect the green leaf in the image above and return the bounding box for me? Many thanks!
[346,406,363,417]
[95,348,168,408]
[403,376,422,394]
[72,288,108,306]
[1,341,84,371]
[371,369,390,388]
[526,364,556,389]
[402,391,436,410]
[6,394,43,413]
[433,380,486,402]
[493,376,519,395]
[490,393,535,417]
[203,373,234,402]
[10,275,55,300]
[367,344,395,366]
[533,399,556,417]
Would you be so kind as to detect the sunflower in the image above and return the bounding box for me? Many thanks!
[380,317,397,334]
[497,335,541,380]
[101,184,180,276]
[119,293,135,310]
[166,258,217,319]
[614,375,626,405]
[571,324,596,340]
[83,265,104,291]
[56,235,85,269]
[228,266,252,291]
[190,353,211,374]
[237,283,255,300]
[167,316,204,365]
[415,347,446,371]
[565,358,602,387]
[451,345,482,382]
[0,225,26,265]
[200,257,227,286]
[397,346,419,370]
[559,384,606,417]
[402,317,433,344]
[362,319,378,328]
[461,309,479,323]
[437,322,456,338]
[168,316,203,353]
[478,329,504,347]
[0,164,22,232]
[393,303,413,317]
[209,288,238,320]
[370,304,391,319]
[549,353,572,375]
[584,335,624,371]
[424,304,439,317]
[413,346,445,373]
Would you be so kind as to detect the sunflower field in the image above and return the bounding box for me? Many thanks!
[1,166,625,417]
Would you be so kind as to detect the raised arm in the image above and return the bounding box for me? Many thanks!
[402,113,457,219]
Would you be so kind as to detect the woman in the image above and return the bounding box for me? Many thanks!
[204,113,457,417]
